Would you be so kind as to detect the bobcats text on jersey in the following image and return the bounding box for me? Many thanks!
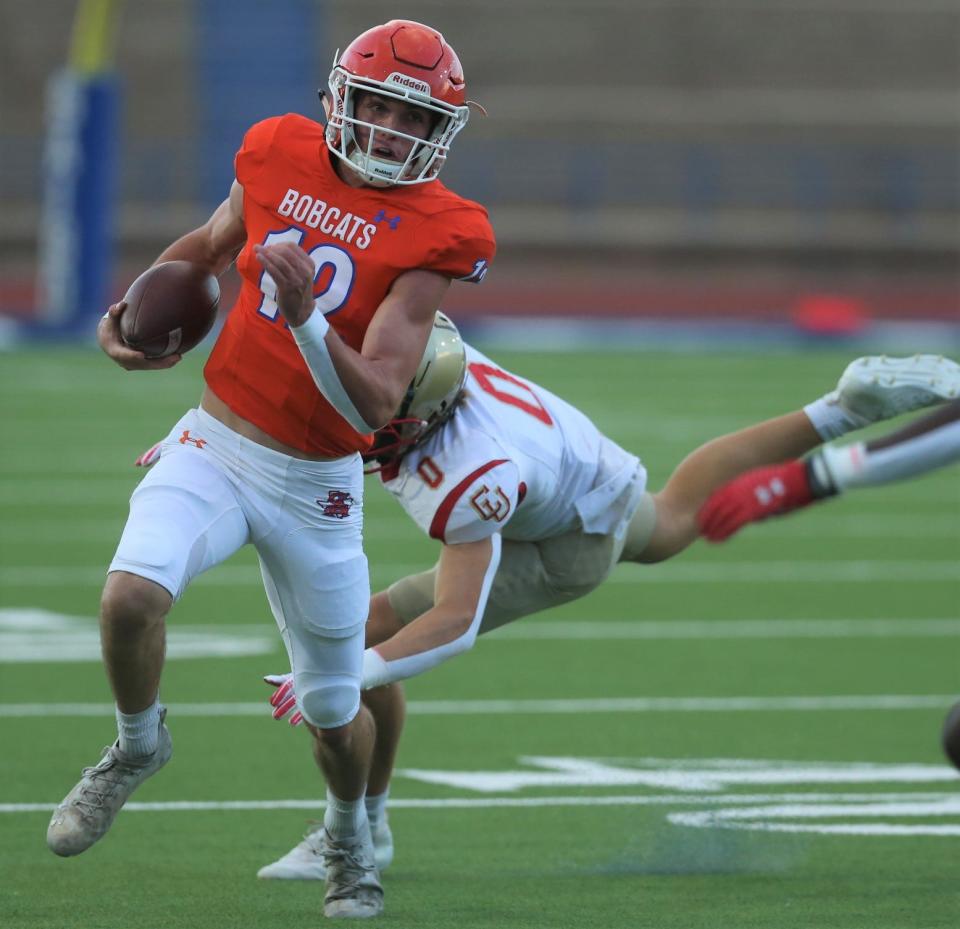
[277,188,378,248]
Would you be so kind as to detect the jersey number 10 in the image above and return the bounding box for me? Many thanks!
[255,228,356,322]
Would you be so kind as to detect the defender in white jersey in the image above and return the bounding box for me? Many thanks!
[371,340,648,653]
[385,343,642,546]
[351,334,960,693]
[150,316,959,878]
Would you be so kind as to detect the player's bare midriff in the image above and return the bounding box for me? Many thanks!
[200,386,339,461]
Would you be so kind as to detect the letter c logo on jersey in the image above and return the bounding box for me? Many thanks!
[469,485,511,523]
[318,490,355,519]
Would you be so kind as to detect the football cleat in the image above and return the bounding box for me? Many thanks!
[321,822,384,919]
[257,817,394,880]
[833,354,960,424]
[47,708,172,857]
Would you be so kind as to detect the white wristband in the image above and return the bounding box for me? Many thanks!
[817,441,867,493]
[361,648,390,690]
[292,305,330,341]
[290,309,375,434]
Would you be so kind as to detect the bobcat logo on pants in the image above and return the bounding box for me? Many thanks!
[318,490,355,519]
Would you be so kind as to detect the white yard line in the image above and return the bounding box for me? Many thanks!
[494,618,960,640]
[604,562,960,583]
[3,482,956,507]
[4,790,959,816]
[4,514,958,543]
[6,612,957,669]
[3,561,959,587]
[191,616,958,642]
[0,694,954,719]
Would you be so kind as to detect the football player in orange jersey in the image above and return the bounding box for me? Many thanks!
[47,20,494,919]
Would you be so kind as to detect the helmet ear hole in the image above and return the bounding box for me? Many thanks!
[317,89,332,123]
[405,311,466,422]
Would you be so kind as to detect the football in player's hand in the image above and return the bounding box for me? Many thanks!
[120,261,220,358]
[942,701,960,771]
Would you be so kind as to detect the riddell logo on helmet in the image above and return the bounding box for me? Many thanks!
[385,72,431,95]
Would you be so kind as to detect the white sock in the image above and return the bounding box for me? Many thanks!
[324,788,367,839]
[365,790,388,831]
[116,698,161,758]
[803,396,869,442]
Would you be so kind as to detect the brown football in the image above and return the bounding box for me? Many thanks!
[120,261,220,358]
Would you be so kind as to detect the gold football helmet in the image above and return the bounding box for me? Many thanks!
[365,311,466,470]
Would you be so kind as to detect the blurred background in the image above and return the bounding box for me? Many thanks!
[2,0,958,348]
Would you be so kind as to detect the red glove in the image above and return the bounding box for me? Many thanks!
[698,458,816,542]
[264,673,303,726]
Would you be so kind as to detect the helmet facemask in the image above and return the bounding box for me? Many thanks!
[363,393,464,473]
[326,62,470,186]
[363,312,468,472]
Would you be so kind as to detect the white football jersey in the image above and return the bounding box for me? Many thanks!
[380,345,646,544]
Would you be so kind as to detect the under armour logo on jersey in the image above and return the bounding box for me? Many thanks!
[178,430,207,449]
[318,490,356,519]
[372,210,401,230]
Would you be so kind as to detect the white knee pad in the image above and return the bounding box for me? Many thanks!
[260,554,369,730]
[272,603,366,729]
[288,595,365,730]
[296,668,362,730]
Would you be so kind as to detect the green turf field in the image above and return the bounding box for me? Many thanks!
[1,346,958,929]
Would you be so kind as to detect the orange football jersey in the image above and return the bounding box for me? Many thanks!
[204,114,495,457]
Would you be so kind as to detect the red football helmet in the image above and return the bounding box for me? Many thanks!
[325,20,472,185]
